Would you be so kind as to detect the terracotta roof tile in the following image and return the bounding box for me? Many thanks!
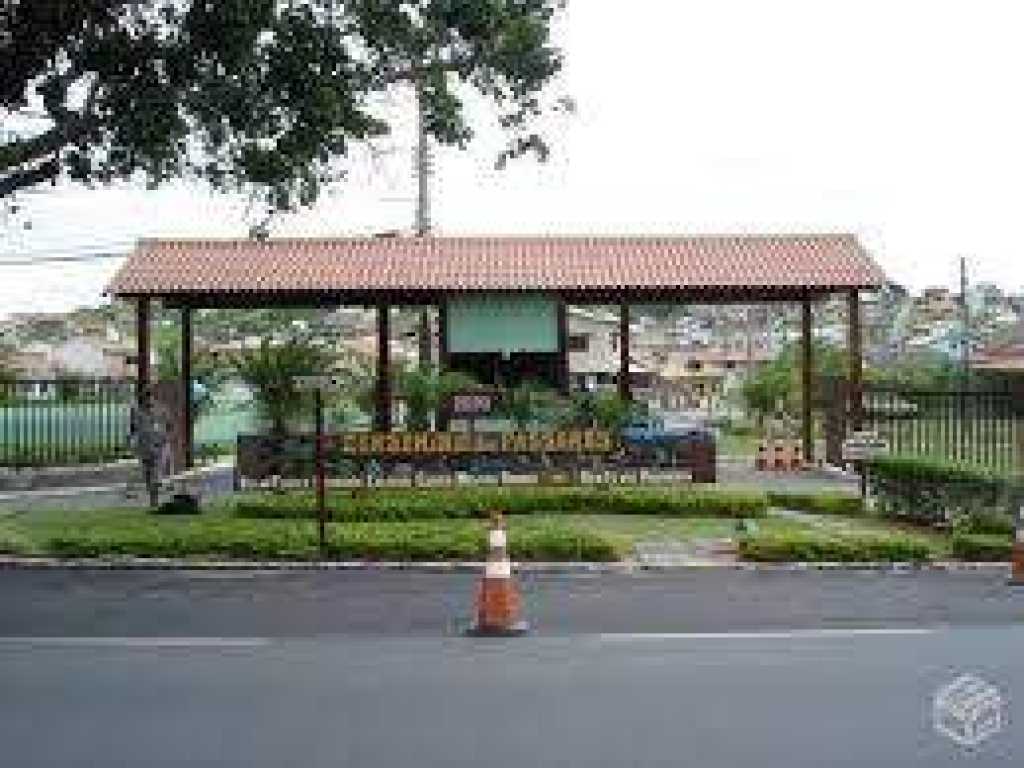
[106,234,886,296]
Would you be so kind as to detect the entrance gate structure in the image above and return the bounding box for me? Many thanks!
[107,235,888,475]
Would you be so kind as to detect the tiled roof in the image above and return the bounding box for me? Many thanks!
[106,234,886,296]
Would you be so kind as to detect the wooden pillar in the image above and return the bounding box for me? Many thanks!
[135,297,156,508]
[438,300,449,371]
[847,290,863,432]
[417,308,431,372]
[375,302,392,432]
[437,300,450,430]
[556,297,569,396]
[136,298,151,408]
[618,301,632,402]
[181,306,194,469]
[801,296,814,465]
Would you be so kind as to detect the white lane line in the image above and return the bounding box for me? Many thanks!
[0,637,272,648]
[599,628,935,641]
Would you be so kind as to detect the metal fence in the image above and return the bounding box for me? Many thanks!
[826,379,1023,473]
[0,378,136,468]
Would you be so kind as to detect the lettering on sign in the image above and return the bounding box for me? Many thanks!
[325,430,614,456]
[451,394,493,415]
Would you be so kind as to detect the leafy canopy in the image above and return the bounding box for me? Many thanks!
[1,1,567,208]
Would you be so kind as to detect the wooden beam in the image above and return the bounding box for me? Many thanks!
[557,298,569,395]
[181,307,194,469]
[801,297,814,465]
[619,302,632,402]
[375,303,392,432]
[847,290,863,432]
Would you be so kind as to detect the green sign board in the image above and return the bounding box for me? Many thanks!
[447,294,557,354]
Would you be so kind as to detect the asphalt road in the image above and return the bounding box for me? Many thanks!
[1,569,1022,766]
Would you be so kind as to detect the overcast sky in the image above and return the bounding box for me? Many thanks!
[2,0,1023,317]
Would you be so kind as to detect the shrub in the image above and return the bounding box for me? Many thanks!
[865,455,1023,527]
[41,516,620,562]
[738,530,932,562]
[230,486,770,521]
[950,533,1012,562]
[766,491,863,516]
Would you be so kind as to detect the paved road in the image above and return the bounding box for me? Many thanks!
[1,570,1022,766]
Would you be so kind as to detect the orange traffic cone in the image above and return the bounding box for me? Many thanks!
[467,511,529,636]
[1010,509,1024,586]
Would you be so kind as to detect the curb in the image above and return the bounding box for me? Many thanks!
[0,556,1012,574]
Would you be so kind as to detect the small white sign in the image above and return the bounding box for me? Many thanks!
[933,673,1004,747]
[842,431,889,461]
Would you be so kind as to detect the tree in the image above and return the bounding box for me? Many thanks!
[155,327,230,418]
[2,1,567,209]
[232,339,333,435]
[395,365,475,431]
[741,341,847,426]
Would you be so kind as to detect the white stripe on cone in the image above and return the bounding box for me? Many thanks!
[485,559,512,579]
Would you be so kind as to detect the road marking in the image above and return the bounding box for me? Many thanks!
[599,628,935,641]
[0,637,272,648]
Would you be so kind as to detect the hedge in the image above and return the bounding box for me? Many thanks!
[950,533,1012,562]
[230,486,770,522]
[766,491,863,516]
[738,530,932,562]
[865,455,1022,527]
[39,516,621,561]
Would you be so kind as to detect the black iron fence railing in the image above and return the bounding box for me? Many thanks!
[823,377,1023,472]
[0,378,136,468]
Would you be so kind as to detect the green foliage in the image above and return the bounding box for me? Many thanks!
[155,327,230,418]
[565,391,644,432]
[865,455,1022,526]
[396,366,476,431]
[2,1,566,208]
[496,379,561,428]
[866,349,960,391]
[230,486,770,521]
[232,339,334,434]
[950,533,1012,562]
[738,530,932,562]
[28,513,618,562]
[766,491,864,516]
[741,340,847,422]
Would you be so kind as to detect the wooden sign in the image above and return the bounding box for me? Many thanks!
[329,430,614,456]
[451,393,493,416]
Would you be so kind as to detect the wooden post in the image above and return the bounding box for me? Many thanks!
[136,298,151,408]
[557,297,569,396]
[135,297,156,508]
[375,302,392,432]
[847,290,863,433]
[618,301,632,402]
[181,306,194,469]
[437,300,449,430]
[801,296,814,466]
[438,300,449,371]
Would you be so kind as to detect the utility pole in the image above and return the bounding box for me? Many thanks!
[415,86,433,372]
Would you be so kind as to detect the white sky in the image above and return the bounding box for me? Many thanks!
[2,0,1024,317]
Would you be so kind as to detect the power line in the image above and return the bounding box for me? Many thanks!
[0,251,127,266]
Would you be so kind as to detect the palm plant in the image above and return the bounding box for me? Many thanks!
[232,339,333,435]
[497,379,560,429]
[396,366,476,431]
